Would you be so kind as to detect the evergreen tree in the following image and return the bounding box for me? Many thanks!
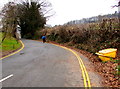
[18,1,47,38]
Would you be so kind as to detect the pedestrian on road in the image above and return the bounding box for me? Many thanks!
[41,35,46,43]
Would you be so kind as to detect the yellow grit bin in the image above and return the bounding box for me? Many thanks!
[96,48,117,61]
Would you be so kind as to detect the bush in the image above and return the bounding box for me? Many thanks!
[45,18,120,53]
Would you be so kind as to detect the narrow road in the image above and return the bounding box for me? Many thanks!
[2,39,84,87]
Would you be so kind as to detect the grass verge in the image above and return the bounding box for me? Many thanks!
[0,32,21,57]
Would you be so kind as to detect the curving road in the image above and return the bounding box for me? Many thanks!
[2,39,84,87]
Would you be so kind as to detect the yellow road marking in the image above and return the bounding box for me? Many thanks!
[1,39,91,88]
[52,44,91,88]
[0,40,24,60]
[26,40,91,88]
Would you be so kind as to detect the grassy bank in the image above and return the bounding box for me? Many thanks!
[0,32,21,56]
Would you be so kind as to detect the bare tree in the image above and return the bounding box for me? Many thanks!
[0,0,54,40]
[0,2,18,43]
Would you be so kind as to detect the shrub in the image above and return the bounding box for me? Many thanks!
[45,18,120,53]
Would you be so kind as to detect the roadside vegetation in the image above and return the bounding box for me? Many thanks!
[0,0,52,41]
[0,32,21,57]
[45,18,120,53]
[40,17,120,87]
[0,0,52,57]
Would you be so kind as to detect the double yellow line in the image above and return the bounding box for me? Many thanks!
[53,44,91,88]
[0,40,24,60]
[1,40,91,88]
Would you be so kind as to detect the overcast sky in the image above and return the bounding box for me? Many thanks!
[0,0,118,26]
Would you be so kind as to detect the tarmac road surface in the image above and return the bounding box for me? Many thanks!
[2,39,84,87]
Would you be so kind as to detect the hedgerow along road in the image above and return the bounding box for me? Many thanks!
[1,39,102,87]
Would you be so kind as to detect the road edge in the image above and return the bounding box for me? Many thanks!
[0,40,25,60]
[34,40,91,88]
[52,43,91,88]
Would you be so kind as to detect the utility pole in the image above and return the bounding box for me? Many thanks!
[118,1,120,18]
[112,0,120,24]
[29,0,31,8]
[118,1,120,26]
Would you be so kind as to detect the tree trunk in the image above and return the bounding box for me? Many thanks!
[0,32,7,44]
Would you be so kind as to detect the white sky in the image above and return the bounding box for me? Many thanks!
[47,0,118,26]
[0,0,119,26]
